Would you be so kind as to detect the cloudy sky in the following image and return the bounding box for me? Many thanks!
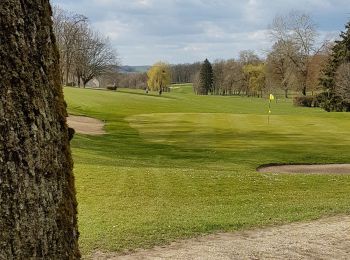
[51,0,349,65]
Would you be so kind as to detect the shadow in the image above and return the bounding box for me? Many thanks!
[71,115,350,171]
[117,90,178,100]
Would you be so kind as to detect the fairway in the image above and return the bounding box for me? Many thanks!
[64,86,350,255]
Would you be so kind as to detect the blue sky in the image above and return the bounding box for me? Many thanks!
[51,0,349,65]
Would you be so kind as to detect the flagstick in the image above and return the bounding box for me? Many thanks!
[268,99,271,125]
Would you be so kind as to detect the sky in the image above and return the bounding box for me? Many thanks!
[51,0,350,66]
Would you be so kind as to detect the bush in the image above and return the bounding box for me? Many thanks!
[318,92,350,112]
[293,96,320,107]
[106,86,117,91]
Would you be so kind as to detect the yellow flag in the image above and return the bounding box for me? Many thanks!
[269,94,275,101]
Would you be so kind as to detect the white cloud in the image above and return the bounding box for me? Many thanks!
[51,0,349,65]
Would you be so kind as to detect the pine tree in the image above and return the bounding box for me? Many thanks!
[196,59,213,95]
[0,1,80,258]
[320,21,350,111]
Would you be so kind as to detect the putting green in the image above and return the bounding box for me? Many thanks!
[127,113,350,150]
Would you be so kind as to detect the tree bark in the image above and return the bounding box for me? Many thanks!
[0,1,80,259]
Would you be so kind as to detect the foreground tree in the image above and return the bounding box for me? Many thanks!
[0,1,80,258]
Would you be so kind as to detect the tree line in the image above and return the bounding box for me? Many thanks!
[193,12,331,99]
[191,11,350,113]
[136,11,335,101]
[118,62,201,90]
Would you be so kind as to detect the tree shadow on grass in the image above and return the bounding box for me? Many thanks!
[117,90,178,100]
[71,116,350,170]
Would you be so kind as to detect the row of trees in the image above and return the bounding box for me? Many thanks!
[118,62,201,90]
[119,72,148,89]
[194,51,267,97]
[193,12,331,99]
[171,62,201,83]
[116,11,349,112]
[53,6,118,87]
[268,12,330,97]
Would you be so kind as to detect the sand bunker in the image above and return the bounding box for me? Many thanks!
[257,164,350,174]
[67,115,105,135]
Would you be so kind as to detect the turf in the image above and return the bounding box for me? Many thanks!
[64,85,350,255]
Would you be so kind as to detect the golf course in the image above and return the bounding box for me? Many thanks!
[64,85,350,255]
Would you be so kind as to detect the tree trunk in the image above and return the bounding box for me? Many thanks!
[285,89,288,99]
[302,85,307,96]
[0,1,80,259]
[301,78,307,96]
[77,74,81,88]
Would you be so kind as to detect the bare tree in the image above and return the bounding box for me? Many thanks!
[98,65,120,88]
[0,0,79,258]
[223,60,245,95]
[270,11,318,95]
[75,29,117,87]
[118,72,148,89]
[307,52,329,95]
[53,6,88,85]
[266,40,294,98]
[53,6,117,87]
[171,62,201,84]
[239,50,261,65]
[213,60,226,95]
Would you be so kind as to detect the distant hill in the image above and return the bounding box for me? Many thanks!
[119,66,150,74]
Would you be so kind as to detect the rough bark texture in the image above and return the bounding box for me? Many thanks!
[0,1,80,259]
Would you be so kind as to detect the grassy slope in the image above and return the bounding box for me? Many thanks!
[64,86,350,254]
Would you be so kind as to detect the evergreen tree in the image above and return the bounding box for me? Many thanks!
[320,21,350,111]
[196,59,213,95]
[0,0,80,258]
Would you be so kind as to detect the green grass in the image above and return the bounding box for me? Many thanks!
[64,85,350,255]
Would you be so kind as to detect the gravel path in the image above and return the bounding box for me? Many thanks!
[91,215,350,260]
[257,164,350,174]
[67,115,105,135]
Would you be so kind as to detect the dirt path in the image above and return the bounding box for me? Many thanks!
[91,215,350,259]
[257,164,350,174]
[67,115,105,135]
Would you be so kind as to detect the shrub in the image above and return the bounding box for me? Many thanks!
[107,85,117,91]
[293,96,320,107]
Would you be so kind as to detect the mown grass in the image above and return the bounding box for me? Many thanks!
[64,85,350,255]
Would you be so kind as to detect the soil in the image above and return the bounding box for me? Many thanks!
[257,164,350,174]
[67,116,106,135]
[90,215,350,260]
